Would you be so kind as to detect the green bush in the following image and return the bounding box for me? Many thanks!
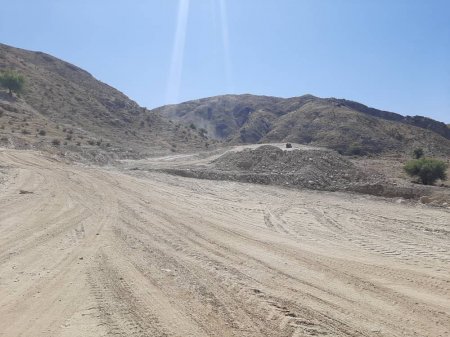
[404,158,447,185]
[0,70,25,96]
[413,148,424,159]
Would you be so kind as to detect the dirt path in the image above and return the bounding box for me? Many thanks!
[0,149,449,337]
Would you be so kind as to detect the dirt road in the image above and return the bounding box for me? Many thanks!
[0,149,449,337]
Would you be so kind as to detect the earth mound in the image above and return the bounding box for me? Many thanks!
[212,145,368,189]
[151,144,437,199]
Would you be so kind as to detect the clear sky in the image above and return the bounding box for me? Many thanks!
[1,0,449,122]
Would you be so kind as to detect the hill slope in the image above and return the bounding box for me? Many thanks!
[154,94,450,156]
[0,43,212,161]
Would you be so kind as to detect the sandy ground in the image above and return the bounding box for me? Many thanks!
[0,148,449,337]
[121,143,329,170]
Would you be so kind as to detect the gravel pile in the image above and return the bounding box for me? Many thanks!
[212,145,370,190]
[157,145,438,199]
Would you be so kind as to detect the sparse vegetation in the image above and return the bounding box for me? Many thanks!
[38,129,46,136]
[347,143,365,156]
[0,70,25,96]
[413,148,424,159]
[404,158,447,185]
[51,139,61,146]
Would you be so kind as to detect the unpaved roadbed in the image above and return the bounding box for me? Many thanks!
[127,144,447,201]
[0,149,449,336]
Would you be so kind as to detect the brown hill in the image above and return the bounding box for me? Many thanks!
[154,94,450,156]
[0,43,213,162]
[1,43,448,160]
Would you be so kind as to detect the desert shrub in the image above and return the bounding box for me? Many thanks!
[189,123,196,130]
[404,158,447,185]
[38,129,46,136]
[21,129,30,134]
[347,144,364,156]
[0,70,25,96]
[51,139,61,146]
[413,148,424,159]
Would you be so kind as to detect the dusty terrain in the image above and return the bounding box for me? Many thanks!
[1,148,449,337]
[125,143,449,202]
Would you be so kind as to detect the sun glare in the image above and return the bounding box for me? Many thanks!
[166,0,190,104]
[219,0,233,92]
[166,0,233,104]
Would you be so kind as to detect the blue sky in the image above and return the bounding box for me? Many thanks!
[1,0,449,122]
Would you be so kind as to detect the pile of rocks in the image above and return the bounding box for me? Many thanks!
[212,145,371,190]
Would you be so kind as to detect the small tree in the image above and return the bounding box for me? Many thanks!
[404,158,448,185]
[413,148,424,159]
[0,70,25,96]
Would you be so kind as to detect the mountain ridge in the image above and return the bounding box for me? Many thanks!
[1,42,449,159]
[153,93,450,156]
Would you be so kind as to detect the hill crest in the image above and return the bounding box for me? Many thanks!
[153,93,450,156]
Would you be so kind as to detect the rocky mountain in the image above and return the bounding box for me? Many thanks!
[154,94,450,156]
[1,42,448,160]
[0,43,213,162]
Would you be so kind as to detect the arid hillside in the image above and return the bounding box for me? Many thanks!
[154,94,450,156]
[0,43,213,162]
[1,43,449,160]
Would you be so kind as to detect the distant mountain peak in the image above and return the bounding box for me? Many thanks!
[153,93,450,156]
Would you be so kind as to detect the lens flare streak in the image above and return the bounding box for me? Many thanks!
[219,0,233,91]
[166,0,190,104]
